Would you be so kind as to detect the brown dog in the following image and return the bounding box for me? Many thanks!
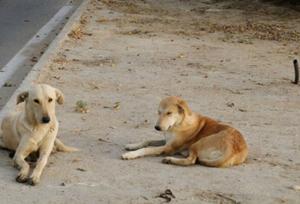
[122,96,248,167]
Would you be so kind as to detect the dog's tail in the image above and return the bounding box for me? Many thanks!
[54,138,79,152]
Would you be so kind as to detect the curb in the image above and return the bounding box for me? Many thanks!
[0,0,90,120]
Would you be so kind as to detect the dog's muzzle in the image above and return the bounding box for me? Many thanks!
[41,116,50,124]
[155,125,162,131]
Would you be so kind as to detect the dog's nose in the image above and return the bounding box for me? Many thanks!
[41,116,50,124]
[155,125,161,131]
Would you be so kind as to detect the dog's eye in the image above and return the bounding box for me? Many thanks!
[48,98,53,103]
[34,99,39,104]
[166,112,172,115]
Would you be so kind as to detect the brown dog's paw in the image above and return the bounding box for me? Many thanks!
[121,154,130,160]
[16,174,28,183]
[121,152,138,160]
[162,157,173,164]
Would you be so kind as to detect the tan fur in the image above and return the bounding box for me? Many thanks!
[122,96,248,168]
[0,84,78,185]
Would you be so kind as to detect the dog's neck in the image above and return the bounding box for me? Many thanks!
[171,113,201,135]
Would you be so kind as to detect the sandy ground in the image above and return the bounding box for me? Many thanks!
[1,0,300,203]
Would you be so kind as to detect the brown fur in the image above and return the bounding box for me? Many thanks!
[122,96,248,167]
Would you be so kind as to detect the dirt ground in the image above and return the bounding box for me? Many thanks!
[1,0,300,203]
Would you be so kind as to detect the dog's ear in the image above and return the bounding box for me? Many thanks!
[16,91,29,104]
[55,88,64,105]
[176,99,192,116]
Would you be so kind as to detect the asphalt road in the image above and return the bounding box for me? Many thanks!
[0,0,81,110]
[0,0,70,68]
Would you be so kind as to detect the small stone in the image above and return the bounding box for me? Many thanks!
[76,168,86,172]
[226,102,235,108]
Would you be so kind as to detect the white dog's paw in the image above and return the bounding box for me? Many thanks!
[162,157,173,164]
[16,173,28,183]
[28,176,40,186]
[121,151,139,160]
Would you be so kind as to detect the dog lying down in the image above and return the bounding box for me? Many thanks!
[0,84,78,185]
[122,96,248,167]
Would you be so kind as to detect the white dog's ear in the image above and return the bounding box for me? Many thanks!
[55,88,64,105]
[177,99,192,116]
[16,91,29,104]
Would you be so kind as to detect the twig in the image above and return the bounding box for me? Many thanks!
[156,189,175,203]
[293,59,299,84]
[216,193,240,204]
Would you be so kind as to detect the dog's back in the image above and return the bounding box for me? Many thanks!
[1,111,22,150]
[191,116,248,167]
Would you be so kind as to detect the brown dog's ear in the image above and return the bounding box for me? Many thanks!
[176,99,192,116]
[55,88,64,105]
[16,91,29,104]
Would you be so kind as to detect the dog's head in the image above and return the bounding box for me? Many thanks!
[155,96,192,132]
[17,84,64,124]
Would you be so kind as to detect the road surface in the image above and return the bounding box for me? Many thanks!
[0,0,70,68]
[0,0,81,109]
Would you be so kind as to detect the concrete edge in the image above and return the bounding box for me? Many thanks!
[0,0,91,120]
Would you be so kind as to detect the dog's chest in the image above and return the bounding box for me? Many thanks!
[31,127,53,144]
[164,132,175,143]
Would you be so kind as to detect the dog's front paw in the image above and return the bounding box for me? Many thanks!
[16,173,28,183]
[125,143,140,151]
[121,152,138,160]
[162,157,173,164]
[28,176,39,186]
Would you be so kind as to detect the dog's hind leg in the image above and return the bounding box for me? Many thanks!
[125,140,166,151]
[162,151,197,166]
[197,146,231,167]
[0,129,5,149]
[0,135,16,158]
[122,146,167,160]
[0,140,5,149]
